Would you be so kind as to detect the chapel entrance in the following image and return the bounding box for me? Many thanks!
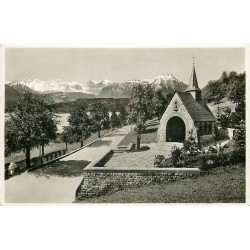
[166,116,186,142]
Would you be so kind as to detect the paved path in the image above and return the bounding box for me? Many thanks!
[105,142,180,169]
[61,126,132,162]
[5,126,131,203]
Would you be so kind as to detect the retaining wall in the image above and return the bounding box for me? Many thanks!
[76,168,200,200]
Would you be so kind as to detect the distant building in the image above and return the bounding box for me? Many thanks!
[157,63,216,143]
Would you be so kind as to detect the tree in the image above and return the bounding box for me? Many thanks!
[60,126,75,152]
[233,120,245,147]
[228,74,245,124]
[218,107,232,128]
[152,88,168,120]
[110,110,120,129]
[205,80,226,119]
[127,83,155,150]
[118,106,127,126]
[5,93,59,169]
[89,102,110,138]
[68,102,91,147]
[5,120,21,157]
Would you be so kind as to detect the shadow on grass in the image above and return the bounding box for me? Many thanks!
[88,140,112,147]
[142,128,158,134]
[104,133,129,137]
[30,160,91,177]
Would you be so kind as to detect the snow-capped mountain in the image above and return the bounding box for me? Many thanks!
[97,74,188,98]
[6,74,188,99]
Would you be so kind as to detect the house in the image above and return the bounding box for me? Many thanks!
[157,63,216,143]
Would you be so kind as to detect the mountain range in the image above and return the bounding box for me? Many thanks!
[6,74,187,99]
[5,74,188,111]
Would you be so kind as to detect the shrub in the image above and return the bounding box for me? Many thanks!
[215,128,230,141]
[154,155,172,168]
[197,148,245,170]
[200,135,215,147]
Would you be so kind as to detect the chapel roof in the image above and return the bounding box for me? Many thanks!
[177,92,216,122]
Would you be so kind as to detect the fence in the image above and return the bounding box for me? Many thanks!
[5,149,66,180]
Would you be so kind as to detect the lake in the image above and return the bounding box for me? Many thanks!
[5,112,117,133]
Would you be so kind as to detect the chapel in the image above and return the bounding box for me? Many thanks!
[157,62,216,143]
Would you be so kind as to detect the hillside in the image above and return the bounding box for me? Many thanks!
[40,92,96,103]
[5,85,21,111]
[207,99,236,119]
[50,98,130,113]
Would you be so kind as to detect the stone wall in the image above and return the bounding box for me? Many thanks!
[157,93,196,142]
[76,168,200,200]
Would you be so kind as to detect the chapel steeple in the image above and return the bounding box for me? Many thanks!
[185,58,202,101]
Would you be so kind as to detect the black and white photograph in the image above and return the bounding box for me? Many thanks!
[2,47,246,204]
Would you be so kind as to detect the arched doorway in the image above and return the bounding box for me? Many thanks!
[166,116,186,142]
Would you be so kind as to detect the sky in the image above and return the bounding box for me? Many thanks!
[5,47,245,88]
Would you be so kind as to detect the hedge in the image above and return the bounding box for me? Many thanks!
[197,147,245,170]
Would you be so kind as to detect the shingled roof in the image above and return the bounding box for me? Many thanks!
[177,92,216,122]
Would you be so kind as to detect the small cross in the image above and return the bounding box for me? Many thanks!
[192,55,196,64]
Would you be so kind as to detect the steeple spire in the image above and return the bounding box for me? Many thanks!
[185,58,202,101]
[186,61,201,91]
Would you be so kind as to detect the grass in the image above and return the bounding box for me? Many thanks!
[118,120,159,147]
[79,162,245,203]
[30,160,91,177]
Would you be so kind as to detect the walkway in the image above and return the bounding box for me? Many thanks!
[5,126,131,203]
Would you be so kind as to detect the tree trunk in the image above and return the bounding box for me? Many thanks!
[66,141,68,152]
[42,143,45,156]
[137,133,141,151]
[98,128,101,138]
[25,147,31,169]
[81,131,84,147]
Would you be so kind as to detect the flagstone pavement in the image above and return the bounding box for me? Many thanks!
[104,142,183,169]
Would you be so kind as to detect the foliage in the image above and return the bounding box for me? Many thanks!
[214,127,229,141]
[183,135,199,154]
[68,102,92,147]
[110,111,120,129]
[118,106,127,126]
[5,120,21,156]
[203,71,245,122]
[154,155,171,168]
[218,107,232,128]
[5,93,59,168]
[197,148,245,170]
[233,120,245,147]
[152,89,168,120]
[200,135,216,147]
[60,126,75,151]
[89,102,110,138]
[171,147,182,167]
[127,83,155,149]
[203,79,226,106]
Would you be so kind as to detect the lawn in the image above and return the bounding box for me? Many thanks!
[118,119,159,147]
[79,163,245,203]
[30,160,91,177]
